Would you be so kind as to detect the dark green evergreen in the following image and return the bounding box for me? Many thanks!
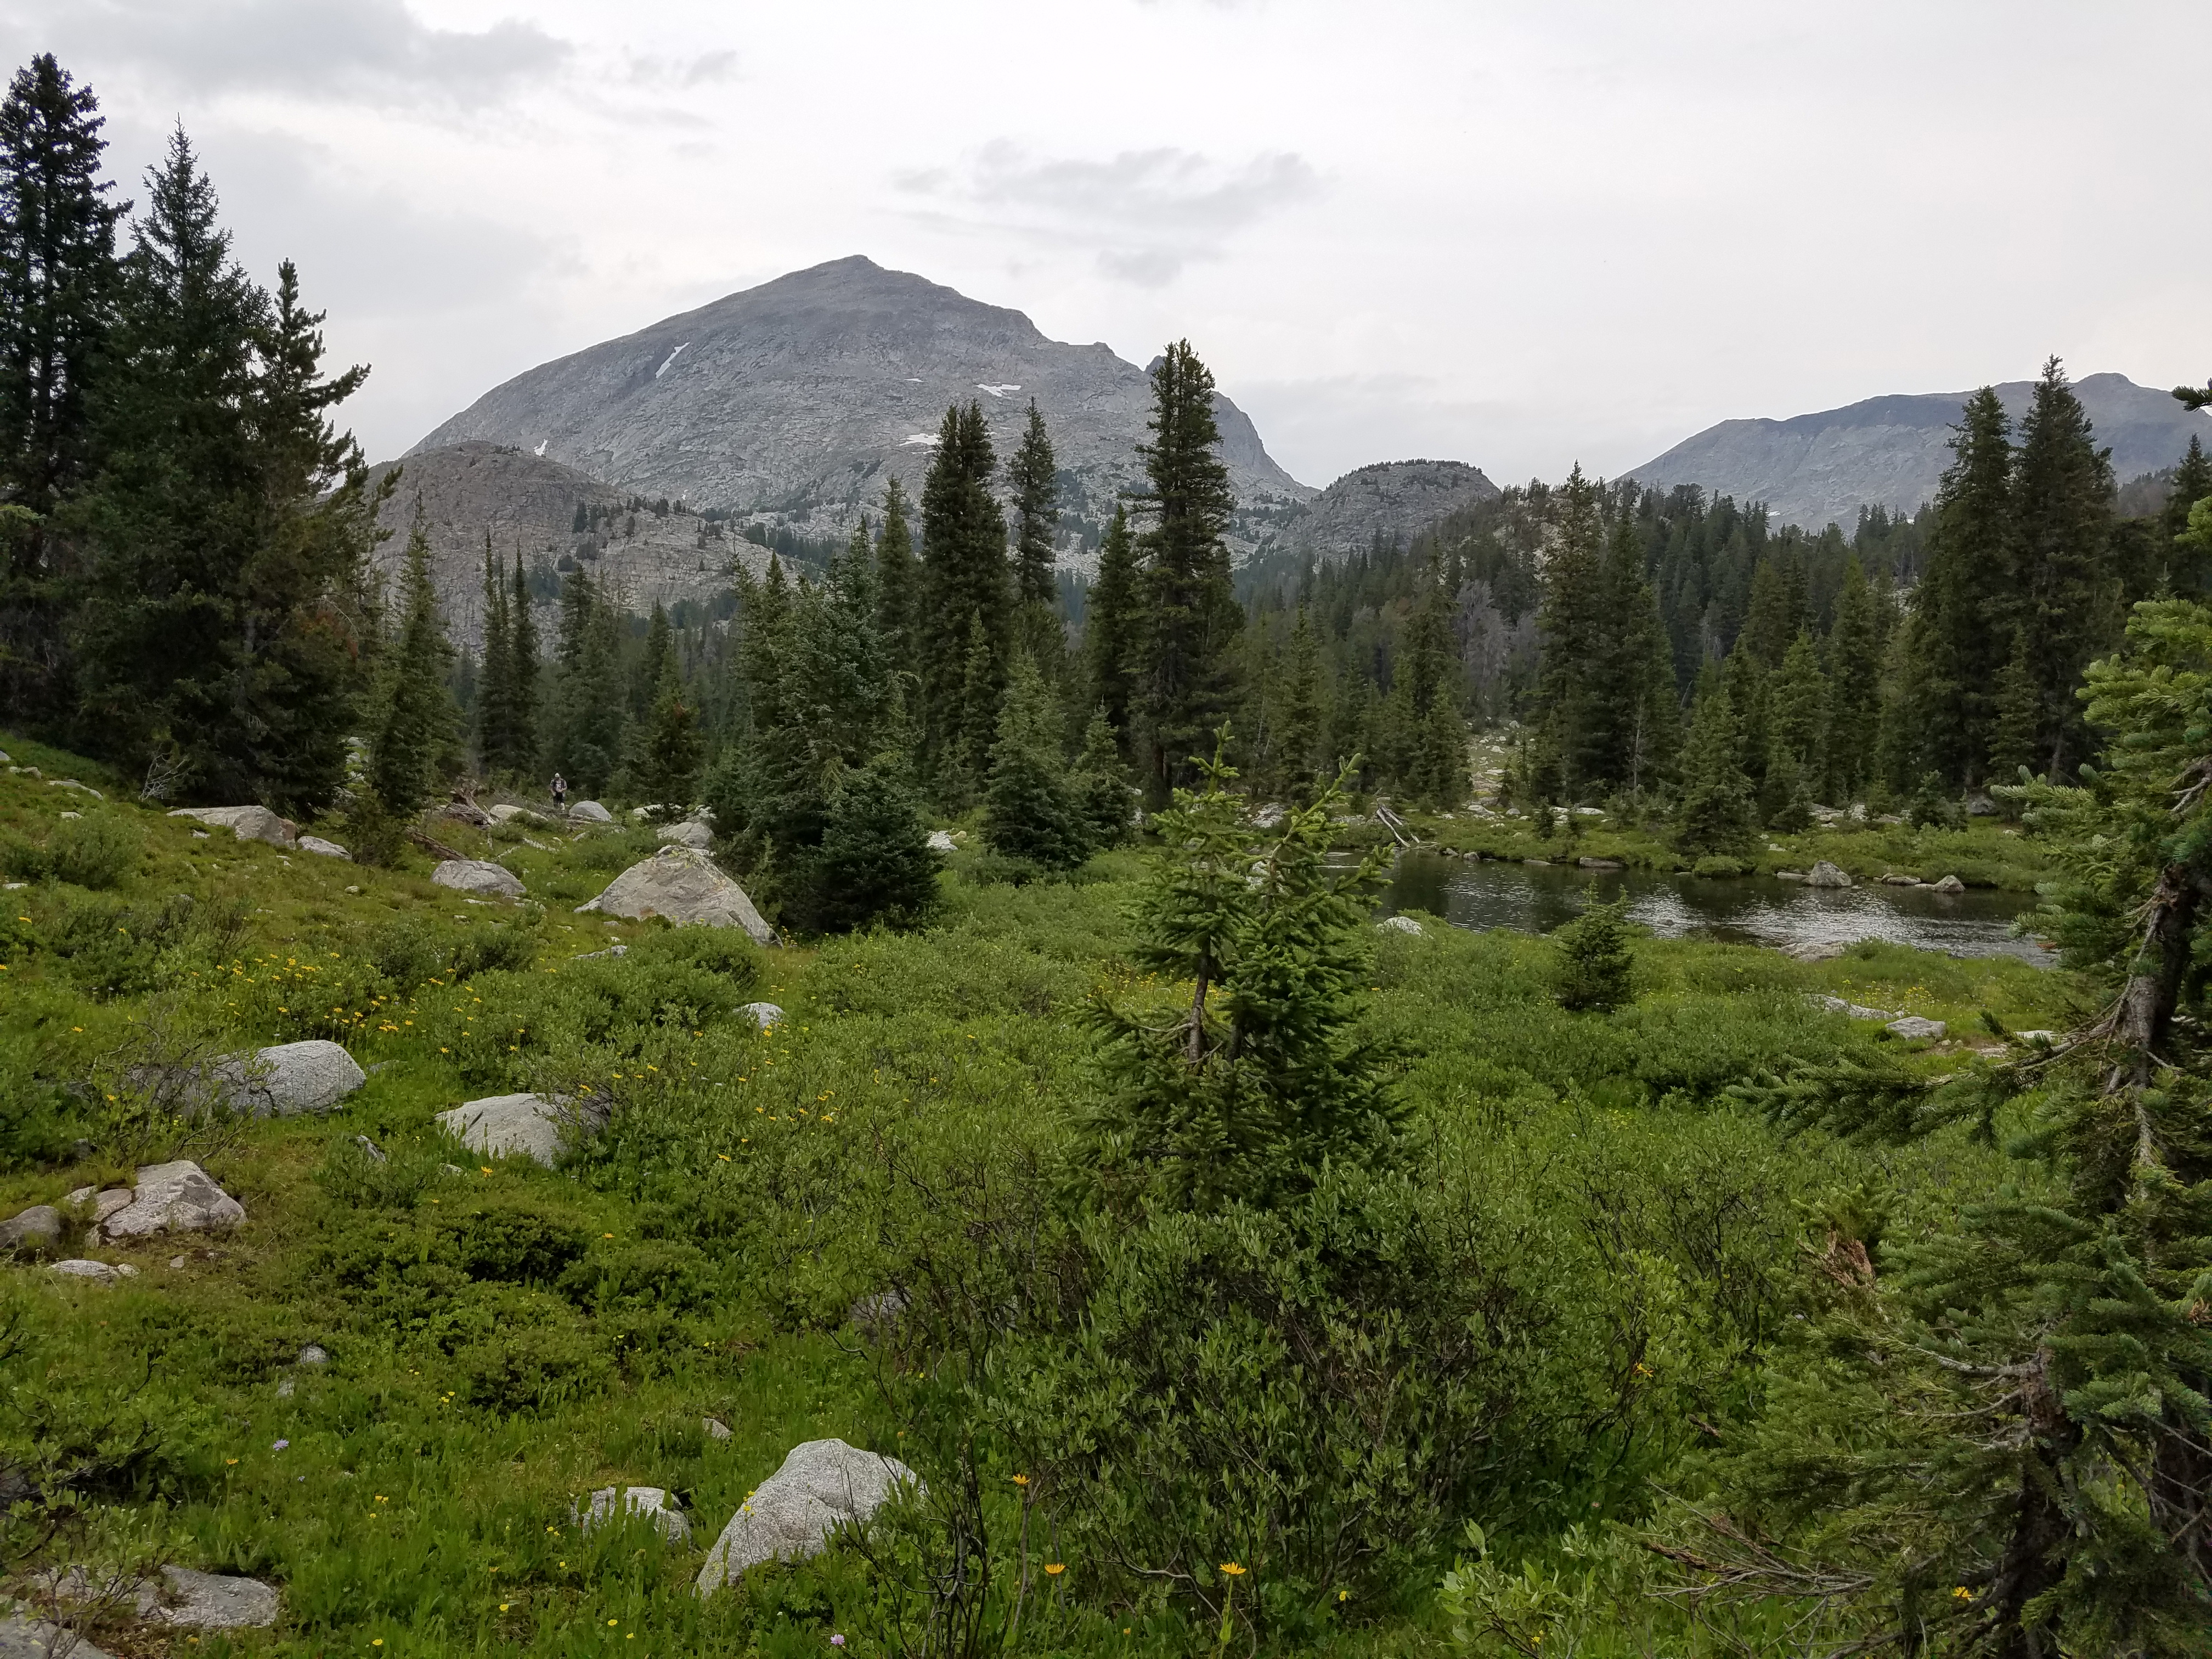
[2009,358,2115,776]
[804,763,936,932]
[0,54,123,725]
[363,510,456,816]
[874,476,918,685]
[1068,704,1135,849]
[1673,672,1757,857]
[1133,341,1240,802]
[1550,891,1634,1012]
[980,652,1086,873]
[1910,386,2015,786]
[917,402,1007,778]
[1084,502,1141,754]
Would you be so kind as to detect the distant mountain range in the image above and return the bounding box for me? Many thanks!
[407,255,1314,565]
[1627,373,2212,532]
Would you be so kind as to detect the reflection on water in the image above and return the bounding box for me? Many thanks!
[1380,851,2049,964]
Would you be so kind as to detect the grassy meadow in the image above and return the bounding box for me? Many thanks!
[0,731,2080,1657]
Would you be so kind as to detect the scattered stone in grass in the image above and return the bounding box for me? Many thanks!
[0,1608,116,1659]
[568,800,614,824]
[57,810,80,820]
[354,1135,387,1164]
[435,1093,603,1168]
[298,836,350,860]
[1,1205,62,1251]
[166,805,296,848]
[578,1486,691,1544]
[695,1440,923,1595]
[1886,1015,1948,1041]
[575,847,777,944]
[704,1418,732,1441]
[431,859,525,899]
[49,1259,137,1283]
[741,1002,785,1030]
[1376,916,1424,936]
[1783,941,1846,962]
[298,1344,330,1366]
[199,1040,366,1118]
[139,1567,279,1629]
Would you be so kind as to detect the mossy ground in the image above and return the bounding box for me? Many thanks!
[0,732,2081,1657]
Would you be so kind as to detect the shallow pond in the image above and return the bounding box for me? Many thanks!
[1380,850,2050,964]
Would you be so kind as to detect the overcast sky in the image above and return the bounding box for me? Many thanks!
[10,0,2208,488]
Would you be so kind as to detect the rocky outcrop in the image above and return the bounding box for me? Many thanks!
[435,1093,602,1167]
[100,1162,245,1238]
[1804,861,1853,888]
[1282,460,1500,561]
[695,1438,921,1595]
[431,860,526,898]
[576,848,776,944]
[406,256,1312,573]
[1629,372,2212,532]
[657,820,713,849]
[140,1568,279,1630]
[167,806,295,848]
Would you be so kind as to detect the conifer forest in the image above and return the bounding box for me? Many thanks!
[5,47,2212,1659]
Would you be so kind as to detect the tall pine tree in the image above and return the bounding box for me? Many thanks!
[0,54,124,726]
[1085,502,1142,756]
[1133,341,1240,802]
[364,509,456,816]
[2010,357,2115,777]
[918,402,1008,782]
[1910,386,2015,786]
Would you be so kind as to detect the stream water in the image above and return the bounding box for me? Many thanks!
[1379,850,2050,965]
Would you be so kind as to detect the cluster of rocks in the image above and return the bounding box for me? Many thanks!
[3,1161,246,1280]
[1810,995,1948,1042]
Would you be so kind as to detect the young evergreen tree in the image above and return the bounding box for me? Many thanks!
[1823,556,1883,802]
[1987,629,2041,783]
[2010,357,2115,777]
[946,608,997,806]
[1085,502,1142,754]
[545,568,624,793]
[874,475,918,684]
[1550,891,1635,1012]
[1068,704,1136,849]
[981,652,1087,873]
[1133,341,1240,803]
[1764,629,1828,819]
[0,53,125,726]
[1272,605,1326,805]
[1007,399,1065,673]
[1080,739,1398,1211]
[1673,673,1757,857]
[475,535,512,775]
[364,511,456,816]
[918,402,1008,779]
[2161,435,2212,593]
[506,551,539,775]
[637,664,702,813]
[804,762,936,932]
[1531,465,1605,800]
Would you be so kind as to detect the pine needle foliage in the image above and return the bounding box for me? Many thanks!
[1079,734,1400,1212]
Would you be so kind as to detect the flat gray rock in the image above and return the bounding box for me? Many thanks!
[101,1161,245,1238]
[48,1260,137,1284]
[210,1041,365,1117]
[1886,1015,1948,1041]
[64,1188,134,1225]
[569,800,614,824]
[577,848,776,945]
[579,1486,691,1544]
[141,1568,278,1630]
[296,836,350,860]
[0,1206,61,1250]
[431,860,525,898]
[657,820,713,849]
[1803,861,1852,888]
[696,1438,922,1595]
[166,806,296,848]
[435,1093,600,1167]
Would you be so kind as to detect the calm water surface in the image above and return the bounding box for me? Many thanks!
[1379,850,2049,965]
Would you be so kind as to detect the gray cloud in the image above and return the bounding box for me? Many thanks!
[20,0,569,109]
[898,142,1318,286]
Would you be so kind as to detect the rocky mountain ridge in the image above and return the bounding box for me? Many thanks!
[1629,371,2212,531]
[408,256,1316,567]
[1282,459,1500,561]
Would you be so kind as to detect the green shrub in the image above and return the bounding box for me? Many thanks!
[47,891,197,999]
[456,1322,608,1413]
[448,924,536,980]
[365,919,442,990]
[0,830,48,883]
[629,924,761,990]
[48,814,143,889]
[441,1202,590,1284]
[1691,854,1750,877]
